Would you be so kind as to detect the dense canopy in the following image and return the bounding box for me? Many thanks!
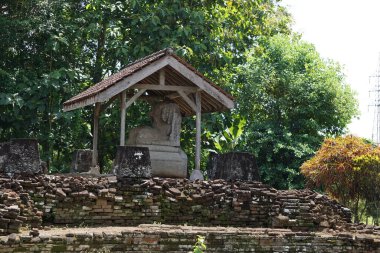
[1,0,358,190]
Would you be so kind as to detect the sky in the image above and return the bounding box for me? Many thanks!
[282,0,380,140]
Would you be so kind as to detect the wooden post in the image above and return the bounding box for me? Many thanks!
[190,91,204,181]
[92,102,101,166]
[195,91,201,171]
[120,91,126,146]
[159,69,165,86]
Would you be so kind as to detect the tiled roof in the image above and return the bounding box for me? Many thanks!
[63,48,234,113]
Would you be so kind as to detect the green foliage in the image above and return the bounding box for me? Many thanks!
[208,116,246,154]
[229,35,358,189]
[192,235,206,253]
[353,154,380,224]
[0,0,290,172]
[0,0,358,194]
[301,136,380,223]
[301,136,374,201]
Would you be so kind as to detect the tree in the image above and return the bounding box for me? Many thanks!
[353,154,380,225]
[227,35,358,189]
[301,136,380,222]
[0,0,93,170]
[0,0,291,171]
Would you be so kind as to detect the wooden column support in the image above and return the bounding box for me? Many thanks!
[190,91,204,181]
[178,91,196,111]
[159,69,165,86]
[92,102,101,166]
[120,91,127,146]
[195,91,201,171]
[125,89,147,110]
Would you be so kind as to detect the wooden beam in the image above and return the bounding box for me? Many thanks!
[134,84,198,92]
[165,92,180,100]
[98,56,169,103]
[125,89,147,110]
[131,94,164,102]
[100,94,119,112]
[195,91,201,171]
[120,91,126,146]
[92,102,101,166]
[167,57,234,109]
[178,90,196,112]
[159,69,165,86]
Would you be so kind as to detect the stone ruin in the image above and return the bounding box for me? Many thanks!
[127,102,182,147]
[70,150,93,173]
[208,152,260,181]
[0,139,42,175]
[1,138,380,252]
[1,174,380,252]
[0,175,353,233]
[112,146,151,178]
[125,102,188,178]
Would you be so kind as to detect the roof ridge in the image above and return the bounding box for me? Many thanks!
[121,47,173,69]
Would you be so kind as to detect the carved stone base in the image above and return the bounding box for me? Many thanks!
[128,145,187,178]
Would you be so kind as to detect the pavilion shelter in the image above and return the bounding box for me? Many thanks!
[63,48,234,177]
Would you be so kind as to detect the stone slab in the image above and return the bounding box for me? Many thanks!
[113,146,151,178]
[207,152,260,181]
[71,149,93,173]
[0,142,10,174]
[5,139,41,175]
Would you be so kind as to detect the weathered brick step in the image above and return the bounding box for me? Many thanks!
[1,225,380,253]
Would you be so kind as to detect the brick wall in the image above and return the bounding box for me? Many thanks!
[0,175,351,235]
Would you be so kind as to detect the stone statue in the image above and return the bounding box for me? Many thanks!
[125,102,187,178]
[127,102,182,147]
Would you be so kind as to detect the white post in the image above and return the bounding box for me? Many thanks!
[120,91,126,146]
[92,102,101,166]
[190,91,204,180]
[195,91,201,171]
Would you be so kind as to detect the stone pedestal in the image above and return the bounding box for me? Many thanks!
[113,146,152,178]
[71,149,93,173]
[207,152,260,181]
[129,145,187,178]
[5,139,41,175]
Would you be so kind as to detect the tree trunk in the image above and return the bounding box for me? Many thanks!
[354,197,360,223]
[91,19,107,173]
[92,20,107,84]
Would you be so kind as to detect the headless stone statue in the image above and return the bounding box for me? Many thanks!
[127,102,182,147]
[126,102,187,178]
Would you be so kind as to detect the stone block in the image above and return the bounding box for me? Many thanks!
[0,142,9,174]
[207,152,260,181]
[113,146,152,178]
[71,149,93,173]
[5,139,41,175]
[272,214,290,228]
